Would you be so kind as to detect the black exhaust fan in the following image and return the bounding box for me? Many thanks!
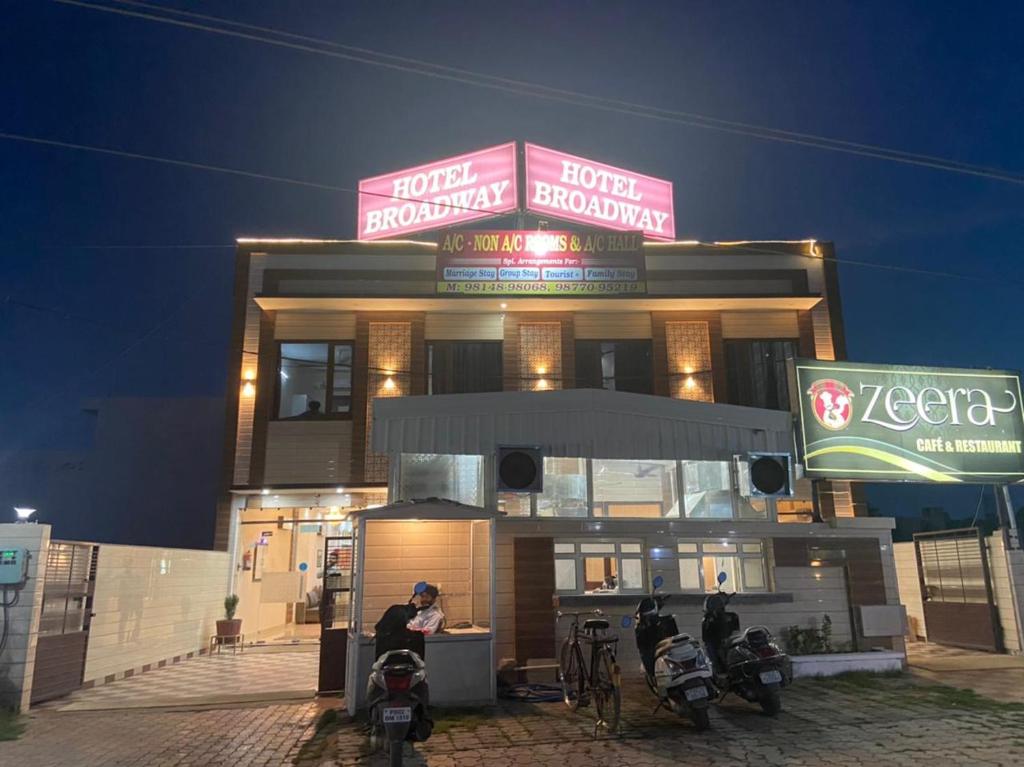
[496,446,544,493]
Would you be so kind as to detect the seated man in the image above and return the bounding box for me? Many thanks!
[407,584,445,635]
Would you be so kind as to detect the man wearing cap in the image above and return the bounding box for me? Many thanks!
[407,584,445,635]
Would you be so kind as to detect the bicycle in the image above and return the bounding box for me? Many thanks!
[557,609,622,734]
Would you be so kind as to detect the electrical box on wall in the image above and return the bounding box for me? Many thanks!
[0,548,29,585]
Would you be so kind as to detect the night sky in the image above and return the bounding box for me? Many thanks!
[2,1,1022,540]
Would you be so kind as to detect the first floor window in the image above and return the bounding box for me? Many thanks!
[397,454,484,506]
[725,339,797,410]
[592,459,679,518]
[575,340,654,394]
[677,540,768,593]
[682,461,733,518]
[428,341,503,394]
[555,540,645,594]
[277,342,353,418]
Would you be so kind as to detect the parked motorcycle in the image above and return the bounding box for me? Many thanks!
[634,575,717,731]
[366,590,434,766]
[701,571,788,716]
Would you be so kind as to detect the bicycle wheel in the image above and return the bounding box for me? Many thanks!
[558,637,586,711]
[593,648,621,733]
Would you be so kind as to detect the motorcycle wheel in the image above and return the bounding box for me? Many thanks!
[387,739,404,767]
[690,707,711,732]
[558,638,585,711]
[759,687,782,716]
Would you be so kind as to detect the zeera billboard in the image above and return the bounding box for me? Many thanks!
[357,142,517,241]
[436,229,645,295]
[524,143,675,241]
[793,360,1024,484]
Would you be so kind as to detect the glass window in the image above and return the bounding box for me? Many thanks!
[725,339,798,410]
[679,558,701,590]
[537,458,588,517]
[621,558,644,590]
[428,342,503,395]
[278,343,328,418]
[277,342,353,418]
[682,461,734,519]
[331,345,353,413]
[575,340,654,394]
[777,479,816,523]
[676,539,768,593]
[398,454,483,506]
[584,557,618,593]
[555,559,577,591]
[555,539,646,595]
[735,496,770,520]
[497,493,531,517]
[593,459,679,518]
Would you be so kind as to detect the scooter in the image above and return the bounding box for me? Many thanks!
[701,571,788,716]
[634,575,717,731]
[366,590,434,766]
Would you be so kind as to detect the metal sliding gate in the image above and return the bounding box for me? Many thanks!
[30,541,99,705]
[914,527,1002,652]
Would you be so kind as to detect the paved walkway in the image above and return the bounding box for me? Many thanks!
[318,675,1024,766]
[4,670,1024,766]
[45,650,318,711]
[907,641,1024,704]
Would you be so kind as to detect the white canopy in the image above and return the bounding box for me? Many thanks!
[372,389,793,461]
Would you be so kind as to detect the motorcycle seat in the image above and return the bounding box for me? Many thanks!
[725,632,747,648]
[584,618,610,631]
[654,633,694,658]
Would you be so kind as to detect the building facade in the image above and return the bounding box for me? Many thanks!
[218,233,905,672]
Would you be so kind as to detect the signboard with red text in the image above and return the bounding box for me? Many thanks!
[357,142,517,240]
[524,143,675,241]
[437,229,646,295]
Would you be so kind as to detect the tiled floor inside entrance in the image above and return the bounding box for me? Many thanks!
[46,649,319,711]
[908,640,1024,703]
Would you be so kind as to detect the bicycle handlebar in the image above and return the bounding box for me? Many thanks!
[556,609,604,621]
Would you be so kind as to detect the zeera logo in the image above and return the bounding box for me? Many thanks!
[807,379,854,431]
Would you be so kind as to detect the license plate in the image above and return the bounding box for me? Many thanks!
[759,670,782,685]
[382,707,412,724]
[684,685,709,701]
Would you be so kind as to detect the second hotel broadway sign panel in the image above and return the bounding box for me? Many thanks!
[794,360,1024,483]
[437,229,645,295]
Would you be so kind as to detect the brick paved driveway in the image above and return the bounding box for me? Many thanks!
[3,674,1024,766]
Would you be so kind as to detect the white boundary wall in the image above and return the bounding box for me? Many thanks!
[0,523,50,712]
[84,544,229,685]
[893,542,925,641]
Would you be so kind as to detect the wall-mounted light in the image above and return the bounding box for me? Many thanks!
[241,369,257,397]
[685,376,695,390]
[336,487,345,493]
[535,379,549,391]
[383,377,396,391]
[500,302,508,309]
[536,365,547,375]
[261,488,270,496]
[13,506,37,523]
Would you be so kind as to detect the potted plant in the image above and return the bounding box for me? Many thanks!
[217,594,241,638]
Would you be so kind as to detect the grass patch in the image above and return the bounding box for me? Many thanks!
[0,709,25,741]
[805,671,1024,712]
[431,706,499,735]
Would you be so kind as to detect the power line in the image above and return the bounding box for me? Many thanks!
[52,0,1024,186]
[4,129,1019,288]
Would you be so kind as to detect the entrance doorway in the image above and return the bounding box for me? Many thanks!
[915,527,1002,652]
[235,507,355,647]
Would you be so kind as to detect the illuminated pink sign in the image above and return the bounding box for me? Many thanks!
[357,142,517,240]
[524,143,675,240]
